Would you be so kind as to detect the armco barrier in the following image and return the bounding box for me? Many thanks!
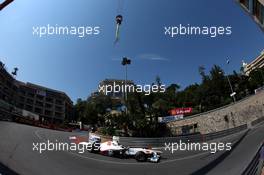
[119,133,203,147]
[204,124,247,141]
[119,116,264,147]
[119,124,248,147]
[252,117,264,126]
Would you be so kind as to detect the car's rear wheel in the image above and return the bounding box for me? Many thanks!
[135,151,147,162]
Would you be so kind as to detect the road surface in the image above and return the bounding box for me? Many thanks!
[0,121,263,175]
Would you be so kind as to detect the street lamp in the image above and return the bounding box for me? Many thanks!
[121,57,131,113]
[226,59,236,102]
[11,67,18,77]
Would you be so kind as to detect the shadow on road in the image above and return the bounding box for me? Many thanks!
[0,162,19,175]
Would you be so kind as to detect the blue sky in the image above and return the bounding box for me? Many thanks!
[0,0,263,102]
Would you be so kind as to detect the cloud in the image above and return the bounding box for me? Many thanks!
[137,54,169,61]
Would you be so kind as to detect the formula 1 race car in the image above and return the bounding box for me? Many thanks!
[73,134,162,163]
[99,140,161,162]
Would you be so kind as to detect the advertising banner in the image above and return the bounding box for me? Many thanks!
[169,108,193,115]
[158,114,184,123]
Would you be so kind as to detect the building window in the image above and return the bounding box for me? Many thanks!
[36,101,43,107]
[240,0,250,10]
[36,95,44,101]
[26,98,34,104]
[55,112,63,118]
[55,106,63,112]
[44,110,52,116]
[46,97,54,103]
[19,96,25,102]
[25,105,33,111]
[55,99,63,105]
[253,0,264,24]
[18,103,24,108]
[45,103,52,109]
[20,89,26,95]
[34,107,42,114]
[261,1,264,24]
[28,92,35,98]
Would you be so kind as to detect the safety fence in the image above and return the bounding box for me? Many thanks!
[252,117,264,126]
[204,124,247,141]
[119,133,203,147]
[119,124,248,147]
[119,116,264,147]
[242,143,264,175]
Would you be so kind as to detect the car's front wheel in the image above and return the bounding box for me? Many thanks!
[135,151,146,162]
[108,150,114,157]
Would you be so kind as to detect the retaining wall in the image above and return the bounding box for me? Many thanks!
[167,91,264,135]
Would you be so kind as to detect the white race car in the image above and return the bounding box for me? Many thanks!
[101,140,161,162]
[76,134,162,163]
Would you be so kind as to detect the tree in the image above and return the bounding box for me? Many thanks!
[249,68,264,90]
[199,65,208,82]
[74,98,86,121]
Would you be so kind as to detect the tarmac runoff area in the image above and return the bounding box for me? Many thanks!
[0,121,264,175]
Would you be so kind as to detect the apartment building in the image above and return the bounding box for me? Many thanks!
[237,0,264,30]
[0,61,73,123]
[16,82,73,123]
[0,62,17,106]
[243,50,264,75]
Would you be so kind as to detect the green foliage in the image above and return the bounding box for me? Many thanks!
[73,66,264,137]
[101,127,116,136]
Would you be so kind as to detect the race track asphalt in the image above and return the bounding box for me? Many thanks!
[0,121,263,175]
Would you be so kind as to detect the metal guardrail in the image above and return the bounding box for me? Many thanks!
[204,124,247,141]
[119,116,264,147]
[242,143,264,175]
[119,133,203,147]
[252,117,264,126]
[119,124,248,147]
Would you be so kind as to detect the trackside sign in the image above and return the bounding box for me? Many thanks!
[158,114,184,123]
[169,108,193,115]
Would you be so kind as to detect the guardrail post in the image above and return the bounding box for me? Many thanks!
[247,121,253,129]
[201,134,206,142]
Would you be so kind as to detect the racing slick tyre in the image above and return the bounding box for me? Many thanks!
[108,150,114,157]
[135,151,147,162]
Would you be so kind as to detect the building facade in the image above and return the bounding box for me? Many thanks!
[0,61,73,123]
[243,50,264,75]
[237,0,264,30]
[16,82,73,123]
[0,62,17,106]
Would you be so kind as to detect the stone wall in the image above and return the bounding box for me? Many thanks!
[167,91,264,135]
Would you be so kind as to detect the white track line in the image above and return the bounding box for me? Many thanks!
[34,130,43,140]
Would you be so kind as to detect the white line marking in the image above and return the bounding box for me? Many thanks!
[34,130,43,140]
